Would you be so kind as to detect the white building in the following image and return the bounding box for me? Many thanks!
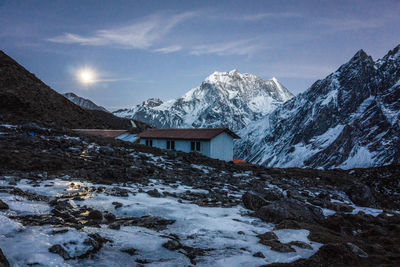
[138,128,241,161]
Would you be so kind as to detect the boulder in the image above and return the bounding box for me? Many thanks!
[256,199,324,223]
[345,184,376,207]
[242,192,269,211]
[263,189,283,201]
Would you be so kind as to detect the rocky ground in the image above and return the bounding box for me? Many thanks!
[0,122,400,266]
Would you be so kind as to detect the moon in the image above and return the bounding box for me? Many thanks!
[77,68,96,84]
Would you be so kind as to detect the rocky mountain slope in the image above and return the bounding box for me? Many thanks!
[114,70,293,131]
[64,92,108,112]
[235,44,400,169]
[0,123,399,266]
[0,51,148,130]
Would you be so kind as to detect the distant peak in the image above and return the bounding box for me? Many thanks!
[229,69,240,75]
[350,49,371,62]
[271,77,279,83]
[142,98,163,107]
[64,92,78,97]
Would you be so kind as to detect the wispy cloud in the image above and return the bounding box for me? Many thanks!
[241,12,303,21]
[190,39,265,56]
[153,45,182,53]
[317,17,384,32]
[48,12,197,49]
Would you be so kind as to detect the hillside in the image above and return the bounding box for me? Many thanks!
[0,51,146,130]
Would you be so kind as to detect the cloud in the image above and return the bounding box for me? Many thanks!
[153,45,182,53]
[317,17,384,31]
[241,12,303,21]
[48,12,196,49]
[190,39,265,56]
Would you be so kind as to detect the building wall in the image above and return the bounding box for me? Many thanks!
[140,134,234,161]
[140,138,211,157]
[209,132,234,161]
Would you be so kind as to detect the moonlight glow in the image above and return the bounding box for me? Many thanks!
[77,68,96,84]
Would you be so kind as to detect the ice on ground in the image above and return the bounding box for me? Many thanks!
[0,192,51,215]
[0,178,323,266]
[191,164,214,174]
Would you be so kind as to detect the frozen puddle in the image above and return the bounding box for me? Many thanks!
[0,178,322,266]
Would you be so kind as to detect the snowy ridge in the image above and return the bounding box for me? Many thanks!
[235,45,400,169]
[64,93,108,112]
[113,70,293,131]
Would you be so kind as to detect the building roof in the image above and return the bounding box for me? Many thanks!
[73,129,127,138]
[138,128,241,140]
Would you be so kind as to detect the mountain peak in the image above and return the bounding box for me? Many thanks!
[349,49,373,64]
[229,69,240,75]
[142,98,163,108]
[271,77,279,83]
[114,69,294,131]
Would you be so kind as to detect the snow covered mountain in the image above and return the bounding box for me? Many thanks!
[235,45,400,169]
[113,70,293,131]
[64,92,108,112]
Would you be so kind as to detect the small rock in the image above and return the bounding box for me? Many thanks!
[99,146,115,155]
[146,189,162,198]
[51,229,69,235]
[121,248,136,256]
[346,242,368,258]
[88,210,103,221]
[112,201,123,209]
[162,240,181,251]
[104,213,116,222]
[49,244,70,260]
[257,231,278,241]
[288,241,313,250]
[0,200,9,210]
[253,251,265,258]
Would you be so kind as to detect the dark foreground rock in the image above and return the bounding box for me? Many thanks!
[242,191,269,211]
[256,199,324,223]
[0,200,8,210]
[0,248,9,267]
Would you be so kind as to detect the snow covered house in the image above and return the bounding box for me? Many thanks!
[138,128,241,161]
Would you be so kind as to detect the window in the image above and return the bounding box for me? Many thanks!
[190,141,201,152]
[145,139,153,147]
[166,140,175,150]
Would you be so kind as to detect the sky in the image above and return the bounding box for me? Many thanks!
[1,0,400,111]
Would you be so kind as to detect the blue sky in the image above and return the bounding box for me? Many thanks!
[1,0,400,110]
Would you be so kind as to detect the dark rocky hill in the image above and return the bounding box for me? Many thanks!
[0,51,148,130]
